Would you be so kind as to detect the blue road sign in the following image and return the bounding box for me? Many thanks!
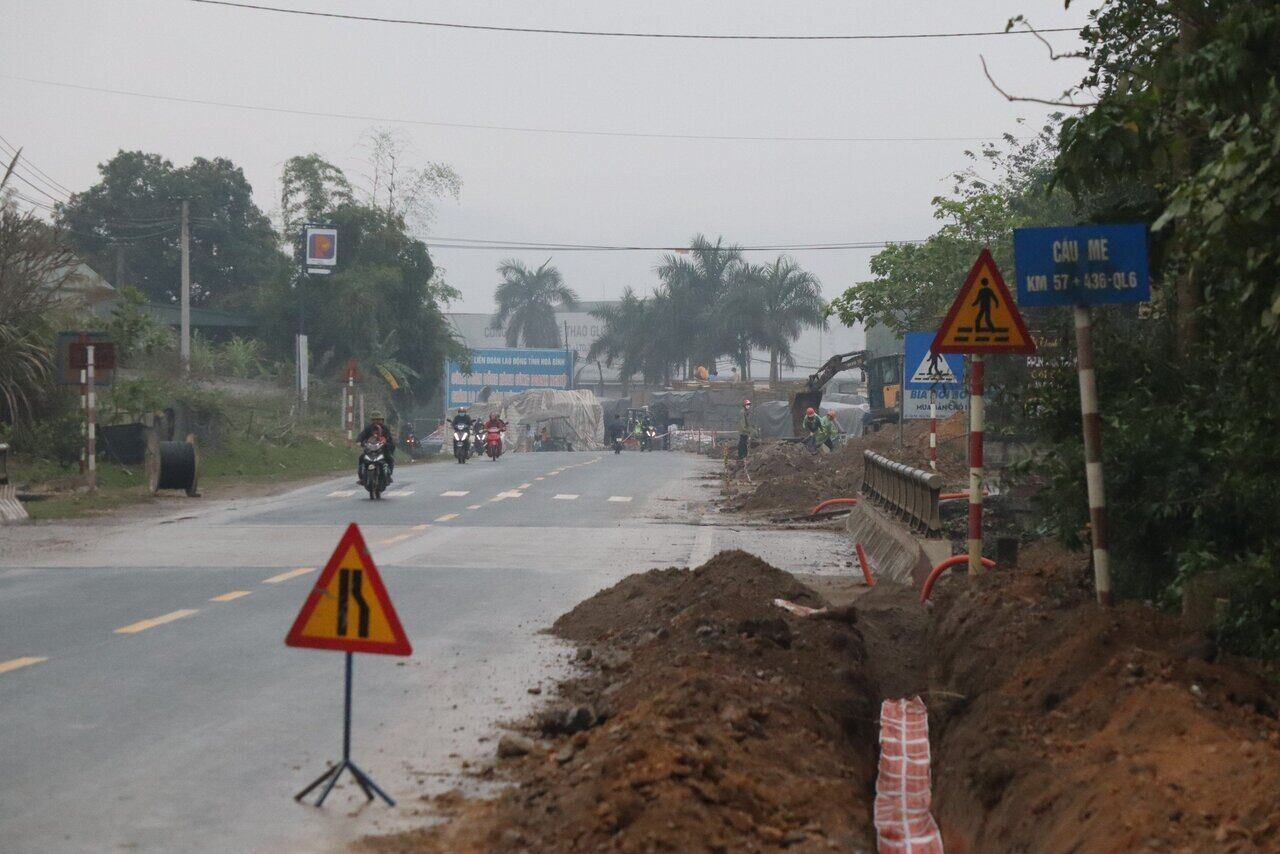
[1013,224,1150,307]
[904,331,965,391]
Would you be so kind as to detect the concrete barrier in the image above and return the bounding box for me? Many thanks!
[846,500,950,587]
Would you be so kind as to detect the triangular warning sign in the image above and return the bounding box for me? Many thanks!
[285,523,412,656]
[932,249,1036,355]
[910,348,960,385]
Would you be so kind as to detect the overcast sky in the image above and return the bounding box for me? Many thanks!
[2,0,1091,368]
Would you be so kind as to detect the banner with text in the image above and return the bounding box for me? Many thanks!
[445,348,572,412]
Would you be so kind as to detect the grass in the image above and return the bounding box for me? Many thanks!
[12,430,363,521]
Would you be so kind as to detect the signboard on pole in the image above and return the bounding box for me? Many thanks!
[932,249,1035,355]
[304,225,338,275]
[904,332,964,390]
[444,347,572,412]
[285,523,412,656]
[1013,224,1149,307]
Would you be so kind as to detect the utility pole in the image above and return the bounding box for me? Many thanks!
[180,200,191,373]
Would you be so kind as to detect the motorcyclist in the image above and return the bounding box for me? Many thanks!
[483,411,507,434]
[450,406,473,434]
[357,410,396,484]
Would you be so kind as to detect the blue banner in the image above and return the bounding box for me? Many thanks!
[444,348,571,412]
[1013,224,1150,307]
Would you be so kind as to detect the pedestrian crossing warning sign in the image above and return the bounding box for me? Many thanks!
[285,523,412,655]
[932,249,1036,355]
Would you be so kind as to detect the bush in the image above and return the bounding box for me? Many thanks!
[11,395,82,466]
[219,336,264,378]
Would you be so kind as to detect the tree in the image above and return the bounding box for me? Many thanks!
[0,201,76,423]
[655,235,746,373]
[490,259,578,348]
[279,154,353,242]
[746,257,825,381]
[360,129,461,234]
[55,151,288,306]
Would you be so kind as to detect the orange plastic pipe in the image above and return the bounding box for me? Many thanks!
[855,542,876,586]
[809,497,858,516]
[920,554,996,602]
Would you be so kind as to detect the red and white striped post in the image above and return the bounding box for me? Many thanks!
[79,367,88,475]
[1073,305,1113,606]
[345,373,355,441]
[928,387,938,471]
[967,355,984,575]
[86,344,97,492]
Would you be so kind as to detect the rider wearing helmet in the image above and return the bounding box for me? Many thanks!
[484,410,507,433]
[450,405,473,433]
[357,410,396,483]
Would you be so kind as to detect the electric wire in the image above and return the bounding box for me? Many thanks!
[187,1,1079,42]
[1,75,1029,145]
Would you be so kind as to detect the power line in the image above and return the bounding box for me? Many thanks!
[187,1,1079,41]
[425,237,922,252]
[0,135,75,197]
[1,75,1029,145]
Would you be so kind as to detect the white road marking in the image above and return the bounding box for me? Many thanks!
[262,567,315,584]
[114,609,199,635]
[0,656,47,675]
[441,490,470,497]
[210,591,251,602]
[518,483,532,489]
[553,494,579,500]
[689,525,716,567]
[534,476,545,481]
[467,504,483,510]
[380,533,412,545]
[435,513,459,522]
[608,496,633,503]
[328,489,360,497]
[412,524,430,531]
[383,490,414,497]
[489,490,523,502]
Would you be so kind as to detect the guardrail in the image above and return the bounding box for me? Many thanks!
[860,450,944,536]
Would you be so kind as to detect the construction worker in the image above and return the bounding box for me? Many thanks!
[801,406,823,452]
[737,398,755,460]
[822,409,841,451]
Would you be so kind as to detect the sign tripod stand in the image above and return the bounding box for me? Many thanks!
[295,651,394,807]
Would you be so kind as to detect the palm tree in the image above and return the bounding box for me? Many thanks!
[655,235,744,373]
[587,288,669,393]
[754,257,826,381]
[490,259,578,348]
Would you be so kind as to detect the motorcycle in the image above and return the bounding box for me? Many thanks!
[452,424,471,464]
[612,432,623,454]
[485,426,505,461]
[402,423,423,459]
[360,439,390,499]
[472,427,486,458]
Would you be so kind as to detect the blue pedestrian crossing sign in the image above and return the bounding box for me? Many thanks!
[905,331,964,391]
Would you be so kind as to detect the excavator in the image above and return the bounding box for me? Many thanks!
[788,349,902,435]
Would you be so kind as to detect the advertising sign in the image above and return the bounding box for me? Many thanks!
[1013,224,1149,306]
[304,225,337,274]
[444,348,572,411]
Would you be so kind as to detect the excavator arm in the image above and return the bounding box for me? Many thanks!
[789,350,868,435]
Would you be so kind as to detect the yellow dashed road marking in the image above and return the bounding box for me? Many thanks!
[114,609,199,635]
[0,656,47,675]
[262,567,315,584]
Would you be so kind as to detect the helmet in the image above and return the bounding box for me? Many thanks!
[370,410,385,421]
[827,410,836,418]
[458,405,468,412]
[490,412,498,420]
[805,407,816,416]
[743,398,751,406]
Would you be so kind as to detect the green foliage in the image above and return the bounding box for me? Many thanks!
[10,394,81,466]
[55,150,289,306]
[490,259,578,348]
[218,335,264,378]
[107,285,170,359]
[187,329,218,375]
[103,377,168,422]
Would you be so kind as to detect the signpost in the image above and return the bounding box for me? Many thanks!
[286,523,411,807]
[933,249,1035,576]
[1014,223,1150,606]
[297,226,337,414]
[904,332,966,470]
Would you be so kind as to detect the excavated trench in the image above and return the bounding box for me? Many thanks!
[365,545,1280,853]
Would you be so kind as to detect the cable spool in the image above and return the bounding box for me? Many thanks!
[147,433,200,497]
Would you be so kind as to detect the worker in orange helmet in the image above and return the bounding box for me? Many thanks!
[737,398,755,461]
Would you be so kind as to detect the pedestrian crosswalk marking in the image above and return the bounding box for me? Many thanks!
[383,490,414,497]
[328,489,360,497]
[554,494,579,500]
[608,496,633,502]
[441,490,470,497]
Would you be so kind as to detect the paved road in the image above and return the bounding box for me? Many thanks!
[0,450,850,852]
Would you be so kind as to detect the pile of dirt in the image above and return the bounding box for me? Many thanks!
[365,551,881,852]
[724,415,969,516]
[927,543,1280,851]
